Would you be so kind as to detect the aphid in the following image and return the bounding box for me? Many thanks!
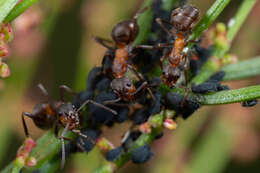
[165,92,200,119]
[191,82,220,94]
[155,5,200,87]
[131,144,154,164]
[21,84,117,168]
[242,100,258,107]
[106,146,124,161]
[94,8,155,103]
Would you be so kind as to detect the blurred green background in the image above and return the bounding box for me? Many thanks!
[1,0,260,172]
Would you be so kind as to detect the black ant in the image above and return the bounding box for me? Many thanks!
[155,5,200,88]
[21,84,117,168]
[93,8,155,103]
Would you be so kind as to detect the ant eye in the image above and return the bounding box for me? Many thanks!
[126,82,131,87]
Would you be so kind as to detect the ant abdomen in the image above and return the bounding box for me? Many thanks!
[30,103,57,129]
[171,5,199,32]
[111,19,139,46]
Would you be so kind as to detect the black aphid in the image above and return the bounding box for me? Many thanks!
[165,92,200,119]
[106,146,124,161]
[131,144,154,164]
[242,100,258,107]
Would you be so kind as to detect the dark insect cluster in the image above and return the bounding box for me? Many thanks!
[19,0,235,170]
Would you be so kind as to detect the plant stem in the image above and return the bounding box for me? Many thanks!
[222,56,260,81]
[227,0,257,41]
[195,85,260,105]
[165,85,260,105]
[191,0,257,84]
[93,114,164,173]
[187,0,231,48]
[3,0,38,23]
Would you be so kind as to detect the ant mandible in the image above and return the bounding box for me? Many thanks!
[21,84,117,168]
[155,5,199,87]
[93,8,155,103]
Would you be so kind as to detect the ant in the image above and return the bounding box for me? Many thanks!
[93,8,155,103]
[155,5,200,88]
[21,84,117,168]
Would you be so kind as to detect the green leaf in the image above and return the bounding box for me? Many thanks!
[0,0,18,23]
[188,0,231,47]
[195,85,260,105]
[4,0,38,23]
[222,56,260,81]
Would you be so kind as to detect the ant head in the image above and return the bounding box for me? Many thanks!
[111,19,139,47]
[161,64,181,87]
[58,103,79,130]
[111,77,136,99]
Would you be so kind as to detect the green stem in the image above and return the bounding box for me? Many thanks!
[195,85,260,105]
[93,114,164,173]
[3,0,38,23]
[171,85,260,105]
[227,0,257,41]
[222,56,260,81]
[187,0,231,47]
[191,0,257,84]
[0,0,18,23]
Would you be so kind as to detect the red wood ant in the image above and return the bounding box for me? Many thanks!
[93,8,155,103]
[21,84,117,168]
[155,5,200,88]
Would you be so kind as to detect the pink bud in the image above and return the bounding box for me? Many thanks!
[26,156,37,167]
[1,23,14,43]
[0,63,10,78]
[163,119,177,130]
[0,44,9,57]
[24,138,37,153]
[139,122,152,134]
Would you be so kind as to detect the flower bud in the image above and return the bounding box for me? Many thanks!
[0,62,10,78]
[26,156,37,167]
[139,122,152,134]
[163,119,177,130]
[0,23,14,43]
[0,44,9,57]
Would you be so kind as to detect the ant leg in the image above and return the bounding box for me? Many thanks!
[135,43,172,50]
[92,36,114,50]
[160,50,170,69]
[103,97,122,105]
[77,99,118,115]
[59,85,76,102]
[156,18,173,36]
[59,123,70,169]
[54,121,59,138]
[128,65,156,102]
[72,129,96,144]
[132,81,148,96]
[37,83,49,97]
[181,54,190,106]
[76,137,88,153]
[22,112,34,137]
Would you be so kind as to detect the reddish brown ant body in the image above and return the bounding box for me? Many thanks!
[156,5,199,87]
[22,84,117,168]
[93,8,155,103]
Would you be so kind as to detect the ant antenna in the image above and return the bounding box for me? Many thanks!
[133,6,148,20]
[76,99,118,115]
[37,83,49,97]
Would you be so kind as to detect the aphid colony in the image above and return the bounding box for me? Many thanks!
[20,1,256,169]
